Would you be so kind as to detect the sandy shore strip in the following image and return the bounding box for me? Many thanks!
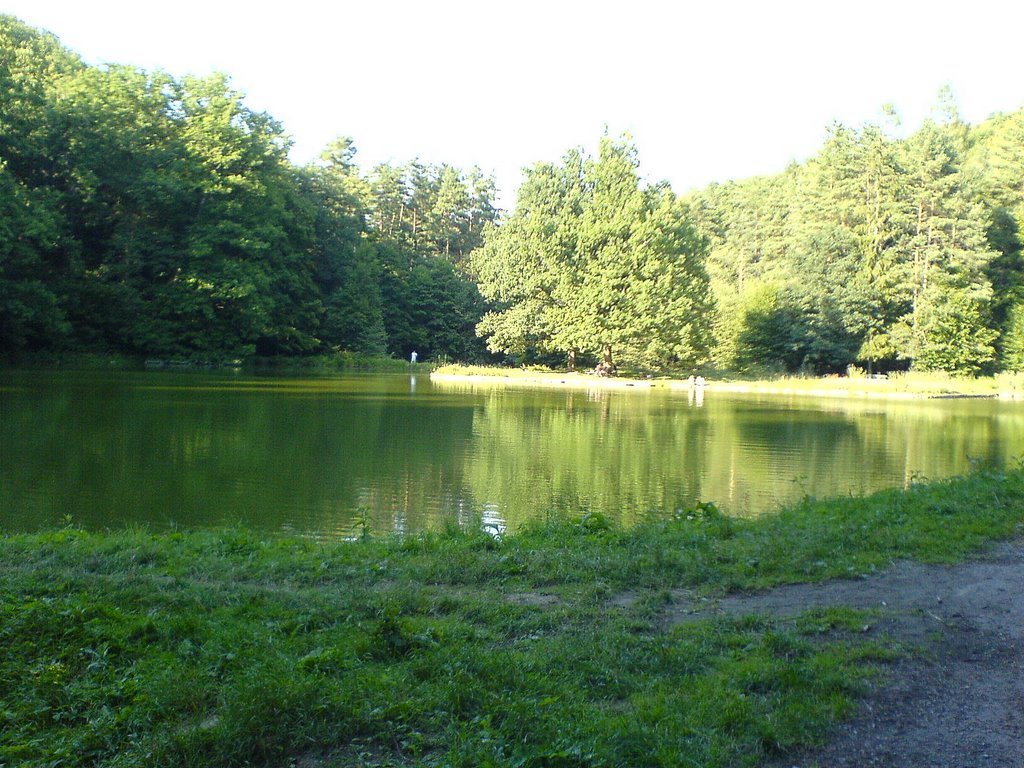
[430,371,657,390]
[429,371,1024,400]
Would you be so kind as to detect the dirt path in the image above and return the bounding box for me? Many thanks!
[668,540,1024,767]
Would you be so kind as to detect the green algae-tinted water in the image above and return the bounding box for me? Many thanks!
[3,369,1022,539]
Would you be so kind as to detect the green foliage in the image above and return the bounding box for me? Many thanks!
[688,91,1023,375]
[4,15,1024,374]
[0,162,69,349]
[473,135,714,370]
[0,16,498,363]
[1001,300,1024,371]
[733,283,808,372]
[301,157,386,356]
[901,287,998,374]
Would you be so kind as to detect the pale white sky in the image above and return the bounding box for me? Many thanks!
[4,0,1024,209]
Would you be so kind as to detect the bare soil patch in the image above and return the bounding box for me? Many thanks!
[665,540,1024,767]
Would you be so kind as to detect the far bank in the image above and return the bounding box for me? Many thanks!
[431,365,1024,401]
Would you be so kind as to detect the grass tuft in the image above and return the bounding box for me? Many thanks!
[2,468,1022,766]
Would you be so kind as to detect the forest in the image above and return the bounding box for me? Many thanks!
[0,16,496,363]
[3,14,1024,375]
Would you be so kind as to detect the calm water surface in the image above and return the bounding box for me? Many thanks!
[2,369,1023,539]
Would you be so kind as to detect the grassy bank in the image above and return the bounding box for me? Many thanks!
[432,364,1024,399]
[3,469,1023,767]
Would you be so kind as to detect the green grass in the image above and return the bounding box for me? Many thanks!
[2,468,1023,767]
[712,369,1024,397]
[432,363,1024,398]
[432,364,564,378]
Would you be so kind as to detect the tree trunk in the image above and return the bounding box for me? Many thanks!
[567,348,577,371]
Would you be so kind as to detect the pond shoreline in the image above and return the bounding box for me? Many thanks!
[430,370,1024,400]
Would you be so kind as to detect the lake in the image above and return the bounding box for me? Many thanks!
[2,369,1023,539]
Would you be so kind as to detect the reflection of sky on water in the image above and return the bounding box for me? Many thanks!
[3,369,1024,539]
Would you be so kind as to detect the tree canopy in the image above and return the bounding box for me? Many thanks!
[5,14,1024,376]
[472,136,713,370]
[0,15,497,362]
[687,101,1022,375]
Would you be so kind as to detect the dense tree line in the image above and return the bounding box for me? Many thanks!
[0,16,496,362]
[469,103,1024,375]
[686,92,1024,375]
[5,15,1024,376]
[472,136,713,371]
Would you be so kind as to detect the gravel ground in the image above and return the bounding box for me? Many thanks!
[667,540,1024,768]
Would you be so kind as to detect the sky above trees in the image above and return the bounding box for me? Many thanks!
[4,0,1024,208]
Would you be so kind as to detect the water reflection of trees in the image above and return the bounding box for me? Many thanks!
[1,371,482,537]
[453,388,1024,528]
[5,372,1024,538]
[459,388,712,527]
